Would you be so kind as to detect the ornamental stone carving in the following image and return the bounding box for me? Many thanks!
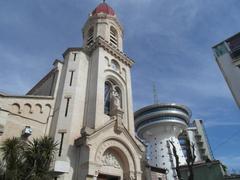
[95,139,135,172]
[102,151,121,169]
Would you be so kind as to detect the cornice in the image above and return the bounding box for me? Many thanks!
[0,94,54,100]
[62,38,135,67]
[86,36,134,67]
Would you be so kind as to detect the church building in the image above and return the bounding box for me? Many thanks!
[0,2,147,180]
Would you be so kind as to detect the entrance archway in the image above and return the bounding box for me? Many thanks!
[95,139,136,180]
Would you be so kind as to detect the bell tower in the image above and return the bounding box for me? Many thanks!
[82,1,123,51]
[51,2,144,180]
[80,2,135,135]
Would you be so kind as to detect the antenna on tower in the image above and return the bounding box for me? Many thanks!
[152,82,159,104]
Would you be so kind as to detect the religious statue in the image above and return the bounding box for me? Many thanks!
[110,87,124,132]
[110,87,121,114]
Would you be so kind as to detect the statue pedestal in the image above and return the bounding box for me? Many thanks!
[114,109,124,133]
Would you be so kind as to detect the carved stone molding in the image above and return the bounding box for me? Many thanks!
[102,151,121,169]
[86,36,134,67]
[95,139,135,173]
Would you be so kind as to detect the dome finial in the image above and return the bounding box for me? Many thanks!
[103,0,106,3]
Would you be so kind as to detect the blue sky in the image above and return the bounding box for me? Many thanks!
[1,0,240,171]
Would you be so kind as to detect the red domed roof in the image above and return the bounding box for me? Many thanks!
[92,2,115,16]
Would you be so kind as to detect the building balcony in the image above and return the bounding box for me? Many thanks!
[197,141,203,146]
[195,134,202,139]
[199,148,206,154]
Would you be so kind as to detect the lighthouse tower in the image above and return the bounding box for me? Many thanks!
[135,104,191,180]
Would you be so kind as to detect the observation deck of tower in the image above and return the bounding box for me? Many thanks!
[134,103,191,179]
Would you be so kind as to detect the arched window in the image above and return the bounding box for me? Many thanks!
[105,56,109,66]
[104,80,123,115]
[110,26,118,47]
[111,60,120,72]
[87,27,94,46]
[104,81,111,115]
[24,103,32,113]
[12,103,21,114]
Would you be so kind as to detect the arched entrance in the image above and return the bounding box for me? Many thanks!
[95,140,136,180]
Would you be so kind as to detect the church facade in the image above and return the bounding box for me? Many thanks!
[0,2,147,180]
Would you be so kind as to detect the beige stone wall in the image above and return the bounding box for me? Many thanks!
[0,95,55,143]
[50,49,90,180]
[82,46,135,136]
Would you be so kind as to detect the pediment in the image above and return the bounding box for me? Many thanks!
[75,120,145,154]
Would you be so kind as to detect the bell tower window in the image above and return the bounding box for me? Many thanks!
[111,60,120,72]
[87,27,94,46]
[110,26,118,47]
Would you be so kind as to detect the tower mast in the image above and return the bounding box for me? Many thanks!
[152,82,159,104]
